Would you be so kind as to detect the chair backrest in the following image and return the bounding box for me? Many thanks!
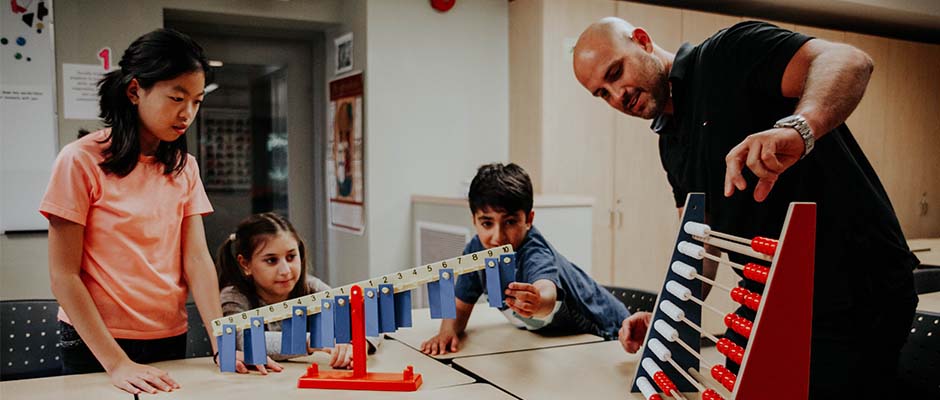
[603,286,657,314]
[914,268,940,294]
[897,310,940,396]
[185,303,214,358]
[0,300,62,381]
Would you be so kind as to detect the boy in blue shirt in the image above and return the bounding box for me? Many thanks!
[421,163,630,355]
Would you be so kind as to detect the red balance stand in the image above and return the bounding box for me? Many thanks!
[297,285,423,391]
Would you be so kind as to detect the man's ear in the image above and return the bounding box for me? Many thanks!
[126,78,141,105]
[631,27,654,53]
[526,210,535,227]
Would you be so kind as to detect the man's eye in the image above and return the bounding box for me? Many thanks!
[169,97,184,102]
[610,64,622,81]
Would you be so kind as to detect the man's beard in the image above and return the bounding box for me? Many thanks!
[623,57,670,119]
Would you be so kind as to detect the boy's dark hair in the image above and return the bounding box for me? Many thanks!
[94,28,211,177]
[468,163,534,215]
[216,212,310,309]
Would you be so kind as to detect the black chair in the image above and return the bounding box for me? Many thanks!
[185,303,214,358]
[914,268,940,294]
[0,300,62,381]
[897,310,940,396]
[603,286,657,314]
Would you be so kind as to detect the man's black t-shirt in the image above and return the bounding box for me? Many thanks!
[652,21,918,316]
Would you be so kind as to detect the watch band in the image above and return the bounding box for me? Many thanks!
[774,114,814,159]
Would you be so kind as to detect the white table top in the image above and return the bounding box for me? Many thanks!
[909,238,940,268]
[0,340,474,400]
[386,305,604,359]
[918,292,940,313]
[453,340,725,400]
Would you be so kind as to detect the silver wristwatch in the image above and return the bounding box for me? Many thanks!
[774,114,814,158]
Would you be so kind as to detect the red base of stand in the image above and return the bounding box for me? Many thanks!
[297,363,423,391]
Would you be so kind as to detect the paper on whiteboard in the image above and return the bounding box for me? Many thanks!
[62,63,108,120]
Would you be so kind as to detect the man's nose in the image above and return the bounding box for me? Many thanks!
[607,85,626,109]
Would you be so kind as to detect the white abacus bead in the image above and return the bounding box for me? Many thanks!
[684,221,711,237]
[642,357,663,375]
[666,280,692,301]
[671,261,697,280]
[636,376,658,399]
[648,338,671,362]
[677,241,705,260]
[654,319,678,342]
[659,300,685,322]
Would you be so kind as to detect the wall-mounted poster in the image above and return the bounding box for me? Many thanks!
[327,72,364,235]
[198,108,252,191]
[334,32,353,74]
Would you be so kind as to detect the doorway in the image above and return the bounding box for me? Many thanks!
[166,13,329,282]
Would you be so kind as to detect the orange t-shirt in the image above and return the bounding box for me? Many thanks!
[39,129,213,339]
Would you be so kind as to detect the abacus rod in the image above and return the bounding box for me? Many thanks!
[688,295,725,317]
[701,252,744,271]
[692,235,773,262]
[695,274,733,293]
[665,357,706,393]
[681,317,720,343]
[709,230,751,245]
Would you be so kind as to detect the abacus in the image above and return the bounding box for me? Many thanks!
[631,193,816,399]
[210,245,517,391]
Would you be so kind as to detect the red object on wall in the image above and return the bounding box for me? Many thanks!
[430,0,455,12]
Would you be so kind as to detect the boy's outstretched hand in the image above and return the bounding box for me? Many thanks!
[619,312,652,353]
[420,328,461,355]
[504,282,542,318]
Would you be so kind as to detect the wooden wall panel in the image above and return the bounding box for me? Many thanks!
[541,0,618,283]
[509,0,545,192]
[610,1,684,293]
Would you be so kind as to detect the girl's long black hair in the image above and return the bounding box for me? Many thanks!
[217,213,310,309]
[95,28,210,177]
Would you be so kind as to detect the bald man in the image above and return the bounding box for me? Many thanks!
[574,17,919,398]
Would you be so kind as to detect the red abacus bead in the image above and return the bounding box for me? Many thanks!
[743,263,770,284]
[744,292,762,311]
[751,236,778,255]
[723,313,735,328]
[702,389,725,400]
[725,315,753,338]
[730,347,744,364]
[653,371,676,394]
[722,375,736,391]
[730,287,746,303]
[739,317,753,337]
[650,395,663,400]
[711,365,726,381]
[716,338,733,353]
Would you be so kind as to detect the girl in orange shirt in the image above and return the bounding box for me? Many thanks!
[41,29,278,395]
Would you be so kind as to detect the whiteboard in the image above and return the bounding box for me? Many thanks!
[1,0,57,232]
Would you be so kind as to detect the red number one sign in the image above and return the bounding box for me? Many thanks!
[98,47,112,71]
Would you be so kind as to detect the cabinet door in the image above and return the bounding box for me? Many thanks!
[609,2,684,293]
[540,0,618,283]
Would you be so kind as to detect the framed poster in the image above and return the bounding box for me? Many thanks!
[197,108,252,191]
[334,32,353,74]
[327,73,364,234]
